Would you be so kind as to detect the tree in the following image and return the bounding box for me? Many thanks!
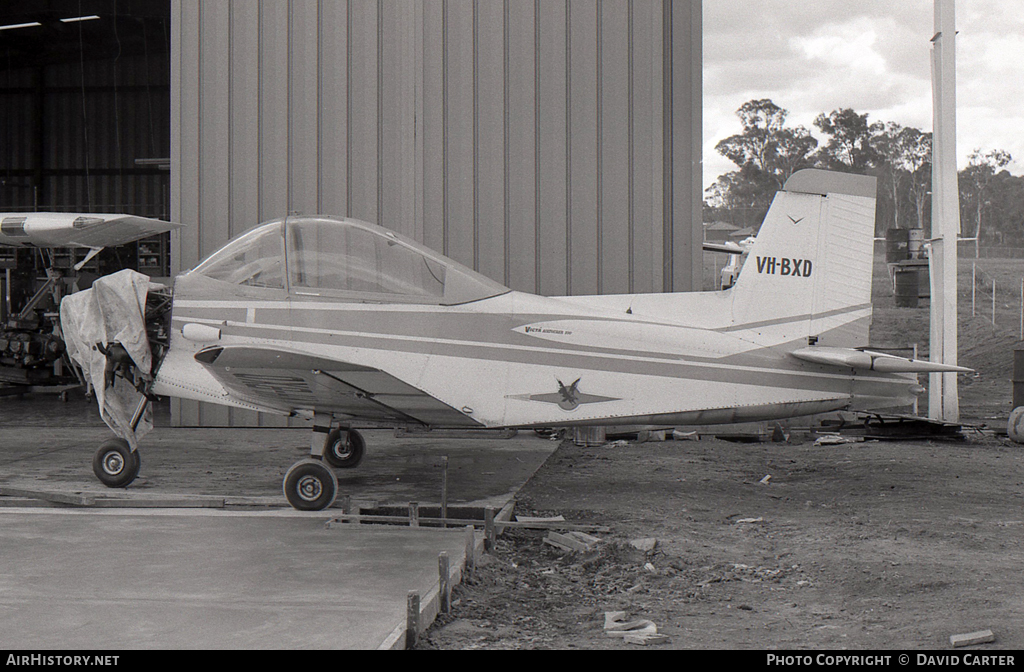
[813,108,879,172]
[710,99,817,228]
[960,148,1012,257]
[870,123,931,230]
[704,168,776,228]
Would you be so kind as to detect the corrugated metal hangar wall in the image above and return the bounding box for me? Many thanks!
[170,0,702,428]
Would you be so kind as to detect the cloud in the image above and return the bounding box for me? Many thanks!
[791,19,888,75]
[702,0,1024,188]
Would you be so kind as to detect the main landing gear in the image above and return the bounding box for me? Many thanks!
[90,407,367,511]
[283,416,366,511]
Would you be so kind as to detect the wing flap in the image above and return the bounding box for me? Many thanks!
[194,345,481,427]
[791,346,973,373]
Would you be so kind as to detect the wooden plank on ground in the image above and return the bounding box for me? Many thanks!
[323,513,609,532]
[950,630,995,648]
[0,486,95,507]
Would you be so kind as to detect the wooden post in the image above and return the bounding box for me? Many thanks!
[438,551,451,613]
[440,456,448,529]
[484,506,496,552]
[993,279,997,326]
[913,343,920,416]
[972,262,976,317]
[406,591,420,649]
[464,524,475,578]
[409,501,419,527]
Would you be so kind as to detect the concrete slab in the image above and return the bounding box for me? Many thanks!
[0,398,557,649]
[0,508,473,650]
[0,426,556,509]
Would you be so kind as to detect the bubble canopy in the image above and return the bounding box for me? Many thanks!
[190,216,510,305]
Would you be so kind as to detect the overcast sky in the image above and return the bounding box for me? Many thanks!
[702,0,1024,189]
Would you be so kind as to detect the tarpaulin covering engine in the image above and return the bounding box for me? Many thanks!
[59,269,163,450]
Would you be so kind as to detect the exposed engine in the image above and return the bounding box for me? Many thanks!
[0,327,65,383]
[0,329,64,371]
[141,285,173,387]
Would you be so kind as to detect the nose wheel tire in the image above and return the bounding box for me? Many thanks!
[92,438,141,488]
[322,428,365,469]
[283,459,338,511]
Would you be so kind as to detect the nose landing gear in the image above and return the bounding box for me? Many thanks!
[91,392,150,489]
[92,437,141,488]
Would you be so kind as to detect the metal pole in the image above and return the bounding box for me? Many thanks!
[928,0,961,422]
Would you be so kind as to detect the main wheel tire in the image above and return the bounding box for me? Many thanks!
[93,438,141,488]
[283,459,338,511]
[322,428,365,469]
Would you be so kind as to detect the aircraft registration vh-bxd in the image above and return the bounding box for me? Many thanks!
[59,169,970,510]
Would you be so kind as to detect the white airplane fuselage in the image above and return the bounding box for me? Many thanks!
[62,169,967,510]
[154,277,918,430]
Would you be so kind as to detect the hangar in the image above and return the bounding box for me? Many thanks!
[0,0,702,427]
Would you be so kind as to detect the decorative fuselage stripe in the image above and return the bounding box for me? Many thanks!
[171,298,871,334]
[714,303,873,332]
[170,314,910,397]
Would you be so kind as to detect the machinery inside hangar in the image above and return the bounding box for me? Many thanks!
[0,0,171,394]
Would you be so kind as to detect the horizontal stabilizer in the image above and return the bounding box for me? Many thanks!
[791,346,973,374]
[702,241,745,255]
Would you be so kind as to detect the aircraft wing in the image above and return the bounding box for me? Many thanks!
[702,241,745,255]
[192,345,482,427]
[0,212,182,248]
[791,346,973,374]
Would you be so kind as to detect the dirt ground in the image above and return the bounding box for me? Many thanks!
[420,431,1023,650]
[419,253,1024,650]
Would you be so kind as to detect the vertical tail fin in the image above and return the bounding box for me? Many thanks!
[728,169,877,348]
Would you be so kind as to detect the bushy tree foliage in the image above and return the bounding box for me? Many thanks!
[959,149,1014,255]
[705,99,1020,246]
[708,100,817,227]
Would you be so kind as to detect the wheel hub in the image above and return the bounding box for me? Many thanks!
[102,451,125,476]
[330,439,352,460]
[297,474,323,502]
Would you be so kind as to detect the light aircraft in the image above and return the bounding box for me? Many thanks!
[59,169,970,510]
